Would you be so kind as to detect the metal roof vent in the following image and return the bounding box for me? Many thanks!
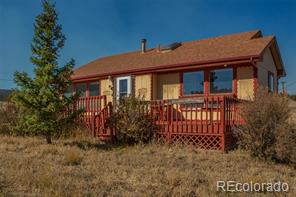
[159,42,181,52]
[141,39,147,53]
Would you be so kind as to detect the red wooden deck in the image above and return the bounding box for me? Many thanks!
[74,95,242,151]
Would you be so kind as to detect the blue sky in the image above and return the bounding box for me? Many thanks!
[1,0,296,93]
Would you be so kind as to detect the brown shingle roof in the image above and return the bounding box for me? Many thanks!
[73,30,277,79]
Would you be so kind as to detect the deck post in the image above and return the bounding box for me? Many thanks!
[93,115,97,137]
[108,102,114,137]
[220,96,226,151]
[168,103,173,143]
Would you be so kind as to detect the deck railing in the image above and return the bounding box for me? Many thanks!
[74,95,107,130]
[73,95,242,150]
[93,102,113,138]
[149,96,227,135]
[138,96,242,150]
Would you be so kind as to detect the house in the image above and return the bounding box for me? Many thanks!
[71,30,285,150]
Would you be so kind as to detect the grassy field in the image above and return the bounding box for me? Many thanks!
[0,135,295,196]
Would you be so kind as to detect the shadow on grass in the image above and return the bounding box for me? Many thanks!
[63,140,128,151]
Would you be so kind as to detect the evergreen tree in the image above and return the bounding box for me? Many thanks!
[13,0,78,143]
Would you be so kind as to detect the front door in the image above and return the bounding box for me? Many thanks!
[116,76,131,100]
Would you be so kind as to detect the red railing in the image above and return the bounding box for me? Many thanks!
[74,96,107,130]
[145,96,241,150]
[75,95,242,150]
[93,102,113,138]
[149,96,227,135]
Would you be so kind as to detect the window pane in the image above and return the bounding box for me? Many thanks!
[120,92,128,98]
[268,73,274,92]
[210,69,233,93]
[64,85,73,98]
[76,83,86,97]
[118,79,128,100]
[119,79,128,93]
[183,71,204,95]
[89,82,100,96]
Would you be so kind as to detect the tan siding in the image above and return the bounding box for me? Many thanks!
[157,73,180,99]
[257,48,278,91]
[181,111,220,121]
[100,79,113,103]
[258,66,268,88]
[237,66,254,100]
[135,74,152,100]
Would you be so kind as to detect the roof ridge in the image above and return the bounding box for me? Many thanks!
[78,30,262,67]
[73,30,279,78]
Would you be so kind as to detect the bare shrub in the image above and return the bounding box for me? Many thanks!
[0,101,22,135]
[110,96,157,144]
[274,123,296,164]
[234,88,296,164]
[53,122,90,139]
[289,94,296,101]
[64,148,83,165]
[0,100,84,140]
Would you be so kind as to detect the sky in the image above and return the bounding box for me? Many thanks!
[0,0,296,93]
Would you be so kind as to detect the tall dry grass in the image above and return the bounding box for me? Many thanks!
[234,90,296,164]
[0,135,295,196]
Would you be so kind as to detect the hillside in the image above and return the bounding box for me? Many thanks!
[0,89,12,101]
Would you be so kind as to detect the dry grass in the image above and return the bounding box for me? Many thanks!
[290,99,296,122]
[0,136,295,196]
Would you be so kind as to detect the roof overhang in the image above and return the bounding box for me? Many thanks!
[261,37,286,77]
[72,55,260,83]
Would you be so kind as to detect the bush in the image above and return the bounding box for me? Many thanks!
[234,89,296,165]
[110,96,157,144]
[64,149,83,165]
[0,99,83,139]
[0,101,22,135]
[52,123,89,139]
[274,123,296,164]
[289,94,296,101]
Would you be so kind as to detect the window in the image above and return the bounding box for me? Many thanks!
[64,85,73,98]
[89,82,100,96]
[119,79,128,99]
[76,83,87,97]
[183,71,204,95]
[116,76,131,100]
[268,73,274,92]
[210,68,233,93]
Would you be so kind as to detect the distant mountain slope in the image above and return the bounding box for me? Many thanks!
[0,89,13,101]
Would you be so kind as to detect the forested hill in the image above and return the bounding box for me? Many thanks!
[0,89,12,101]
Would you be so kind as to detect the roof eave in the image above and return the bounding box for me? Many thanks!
[72,55,260,82]
[260,37,286,77]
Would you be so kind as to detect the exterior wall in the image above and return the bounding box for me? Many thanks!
[157,73,180,99]
[237,66,254,100]
[134,74,152,100]
[152,74,158,100]
[100,79,113,103]
[77,60,278,103]
[257,48,278,91]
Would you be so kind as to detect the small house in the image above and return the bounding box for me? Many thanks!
[71,30,285,150]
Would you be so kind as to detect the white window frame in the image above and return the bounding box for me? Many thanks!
[116,76,132,100]
[268,72,275,92]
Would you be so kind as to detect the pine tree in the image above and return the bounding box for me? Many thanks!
[13,0,77,143]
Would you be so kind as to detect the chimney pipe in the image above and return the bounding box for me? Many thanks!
[141,39,146,53]
[156,44,160,52]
